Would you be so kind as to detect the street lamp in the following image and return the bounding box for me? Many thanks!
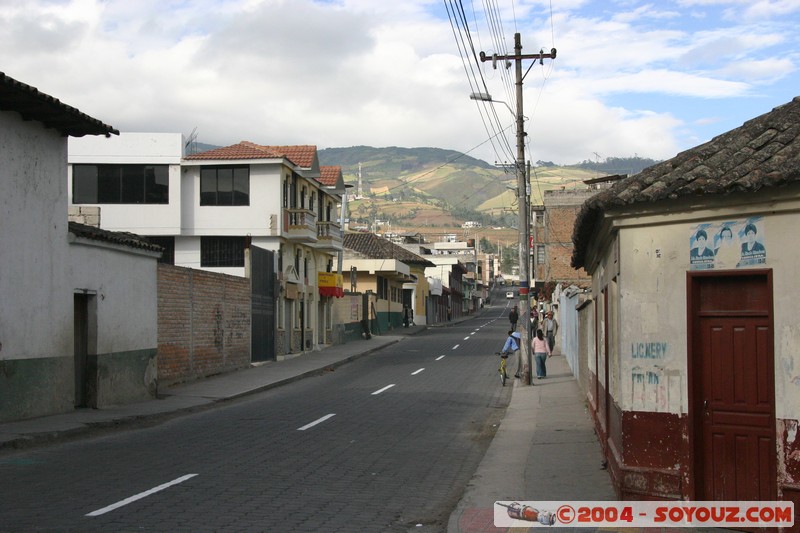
[469,92,515,117]
[469,88,532,384]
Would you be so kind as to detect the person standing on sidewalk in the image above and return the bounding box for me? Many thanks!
[501,330,523,378]
[508,305,519,331]
[531,328,551,379]
[544,311,558,352]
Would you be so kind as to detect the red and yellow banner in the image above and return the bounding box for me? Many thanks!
[318,272,344,298]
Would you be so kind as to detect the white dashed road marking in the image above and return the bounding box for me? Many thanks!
[371,384,395,395]
[86,474,198,517]
[297,413,336,431]
[411,368,425,375]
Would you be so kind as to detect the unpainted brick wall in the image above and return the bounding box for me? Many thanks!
[543,204,591,285]
[157,264,251,386]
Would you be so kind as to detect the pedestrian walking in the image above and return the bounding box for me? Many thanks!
[544,311,558,352]
[508,305,519,331]
[402,305,410,328]
[531,328,551,378]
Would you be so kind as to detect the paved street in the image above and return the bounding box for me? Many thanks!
[0,310,514,532]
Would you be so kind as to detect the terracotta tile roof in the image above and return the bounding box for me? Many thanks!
[344,232,435,267]
[68,222,163,254]
[260,145,317,168]
[319,166,342,187]
[184,142,318,169]
[0,71,117,138]
[183,141,284,161]
[572,96,800,269]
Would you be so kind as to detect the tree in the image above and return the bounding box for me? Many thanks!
[500,245,518,274]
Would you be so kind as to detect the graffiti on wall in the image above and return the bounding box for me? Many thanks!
[630,343,679,411]
[631,365,682,412]
[690,216,766,270]
[632,341,668,359]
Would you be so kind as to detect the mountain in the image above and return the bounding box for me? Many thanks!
[318,146,659,231]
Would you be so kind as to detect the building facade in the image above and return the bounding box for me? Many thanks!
[1,73,162,422]
[68,136,344,357]
[571,97,800,510]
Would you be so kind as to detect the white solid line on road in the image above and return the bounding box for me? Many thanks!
[371,384,395,395]
[86,474,198,517]
[436,355,445,360]
[452,344,460,350]
[297,413,336,431]
[411,368,425,375]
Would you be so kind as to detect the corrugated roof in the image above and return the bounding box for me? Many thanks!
[0,71,118,138]
[344,232,435,267]
[572,96,800,269]
[68,222,163,254]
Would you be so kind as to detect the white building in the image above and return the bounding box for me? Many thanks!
[2,73,161,422]
[571,96,800,505]
[68,135,345,356]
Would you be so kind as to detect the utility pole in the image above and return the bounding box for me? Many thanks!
[479,34,556,385]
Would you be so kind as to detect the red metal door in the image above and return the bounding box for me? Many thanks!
[691,272,776,501]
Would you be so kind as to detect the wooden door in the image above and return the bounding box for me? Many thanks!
[690,271,776,501]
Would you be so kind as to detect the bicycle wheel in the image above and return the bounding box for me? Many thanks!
[499,362,507,386]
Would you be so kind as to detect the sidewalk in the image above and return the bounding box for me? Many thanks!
[448,349,616,533]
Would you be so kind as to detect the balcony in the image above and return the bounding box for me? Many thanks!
[283,208,317,243]
[313,220,343,252]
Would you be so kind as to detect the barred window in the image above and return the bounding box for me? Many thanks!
[146,236,175,264]
[201,236,245,267]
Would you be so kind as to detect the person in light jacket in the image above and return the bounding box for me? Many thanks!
[544,311,558,352]
[501,330,523,378]
[531,328,551,379]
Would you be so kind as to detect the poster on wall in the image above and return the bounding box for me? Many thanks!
[689,216,766,270]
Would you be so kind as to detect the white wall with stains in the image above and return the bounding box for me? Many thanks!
[600,194,800,419]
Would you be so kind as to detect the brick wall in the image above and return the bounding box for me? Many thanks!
[546,204,591,284]
[157,264,251,386]
[540,190,594,286]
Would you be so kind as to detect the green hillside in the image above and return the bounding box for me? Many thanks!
[319,146,659,229]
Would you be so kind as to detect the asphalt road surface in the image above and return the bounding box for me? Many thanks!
[0,306,516,532]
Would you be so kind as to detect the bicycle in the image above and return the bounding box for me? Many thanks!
[496,352,510,386]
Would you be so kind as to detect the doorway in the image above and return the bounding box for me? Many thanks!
[73,293,97,408]
[689,270,776,501]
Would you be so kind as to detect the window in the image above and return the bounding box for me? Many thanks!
[201,236,245,267]
[146,236,175,264]
[200,166,249,206]
[536,245,546,265]
[73,164,168,204]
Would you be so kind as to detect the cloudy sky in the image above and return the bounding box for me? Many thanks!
[1,0,798,166]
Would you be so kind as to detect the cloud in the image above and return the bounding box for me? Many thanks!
[0,0,796,167]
